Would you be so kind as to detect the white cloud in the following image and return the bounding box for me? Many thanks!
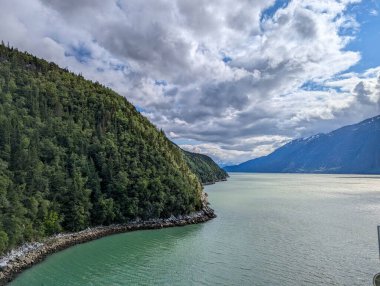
[0,0,378,165]
[180,135,291,165]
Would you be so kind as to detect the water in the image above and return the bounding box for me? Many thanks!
[10,174,380,286]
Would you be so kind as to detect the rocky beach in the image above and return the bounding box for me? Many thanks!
[0,197,216,286]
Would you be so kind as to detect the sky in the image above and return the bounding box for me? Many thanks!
[0,0,379,166]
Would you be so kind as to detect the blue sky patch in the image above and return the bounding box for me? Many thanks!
[301,80,342,93]
[65,43,92,63]
[222,56,232,63]
[135,105,147,113]
[301,81,329,92]
[345,0,380,73]
[261,0,290,22]
[155,80,167,86]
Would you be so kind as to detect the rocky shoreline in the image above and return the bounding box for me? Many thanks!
[203,178,228,186]
[0,201,216,285]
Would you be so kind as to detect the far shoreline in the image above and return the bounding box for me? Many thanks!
[0,194,217,286]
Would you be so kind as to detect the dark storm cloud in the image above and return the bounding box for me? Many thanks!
[103,24,191,76]
[354,82,372,105]
[201,81,250,108]
[293,10,317,39]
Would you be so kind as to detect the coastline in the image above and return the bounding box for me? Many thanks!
[202,177,229,186]
[203,179,227,185]
[0,201,216,285]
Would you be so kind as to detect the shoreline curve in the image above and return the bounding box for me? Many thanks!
[0,204,216,285]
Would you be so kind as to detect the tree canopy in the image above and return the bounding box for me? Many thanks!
[0,44,209,254]
[184,151,228,184]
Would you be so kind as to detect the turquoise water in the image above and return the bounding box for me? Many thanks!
[10,174,380,285]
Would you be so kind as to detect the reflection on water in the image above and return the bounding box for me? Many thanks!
[11,173,380,286]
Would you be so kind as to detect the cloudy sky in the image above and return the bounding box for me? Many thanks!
[1,0,380,165]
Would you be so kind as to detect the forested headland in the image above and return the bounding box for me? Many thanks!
[184,151,228,184]
[0,44,225,255]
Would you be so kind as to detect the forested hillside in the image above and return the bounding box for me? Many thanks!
[184,151,228,184]
[0,44,205,254]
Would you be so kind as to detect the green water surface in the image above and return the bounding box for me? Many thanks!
[10,174,380,285]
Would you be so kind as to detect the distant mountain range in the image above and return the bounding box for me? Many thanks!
[224,115,380,174]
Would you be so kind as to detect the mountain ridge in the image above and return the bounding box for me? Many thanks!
[224,115,380,174]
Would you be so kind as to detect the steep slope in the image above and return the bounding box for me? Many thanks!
[183,151,228,184]
[225,115,380,174]
[0,44,204,254]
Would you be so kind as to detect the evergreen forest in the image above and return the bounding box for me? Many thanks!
[0,44,226,254]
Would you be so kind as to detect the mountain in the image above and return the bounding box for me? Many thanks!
[0,44,224,254]
[225,115,380,174]
[183,151,228,184]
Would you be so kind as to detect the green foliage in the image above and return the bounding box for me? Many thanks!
[0,231,8,254]
[184,151,228,184]
[0,44,203,254]
[44,211,62,235]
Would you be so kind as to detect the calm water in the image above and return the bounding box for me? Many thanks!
[11,174,380,286]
